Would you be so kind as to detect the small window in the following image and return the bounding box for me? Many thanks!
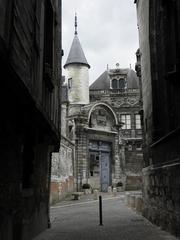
[68,78,72,89]
[135,114,141,129]
[128,145,132,151]
[119,78,125,88]
[69,125,72,133]
[90,153,99,177]
[136,143,142,151]
[112,79,118,89]
[121,114,131,129]
[112,78,125,89]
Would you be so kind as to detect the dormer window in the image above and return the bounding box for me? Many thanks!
[112,78,125,89]
[112,79,118,89]
[119,78,125,88]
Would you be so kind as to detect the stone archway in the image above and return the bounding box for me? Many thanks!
[87,103,119,192]
[88,102,118,127]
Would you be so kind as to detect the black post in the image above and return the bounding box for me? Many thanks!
[99,195,103,226]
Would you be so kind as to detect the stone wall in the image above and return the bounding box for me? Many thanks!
[66,64,89,104]
[51,137,75,204]
[143,163,180,236]
[136,0,153,150]
[61,103,68,137]
[142,130,180,236]
[89,89,143,190]
[136,0,180,236]
[50,177,74,204]
[75,122,88,190]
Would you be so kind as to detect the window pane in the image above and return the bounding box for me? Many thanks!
[121,116,125,121]
[68,78,72,89]
[121,115,125,129]
[112,79,117,89]
[135,114,141,129]
[119,78,125,88]
[136,114,140,121]
[121,114,131,129]
[127,119,130,124]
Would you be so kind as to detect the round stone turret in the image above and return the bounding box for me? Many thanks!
[64,14,90,105]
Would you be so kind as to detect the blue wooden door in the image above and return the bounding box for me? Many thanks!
[101,152,110,192]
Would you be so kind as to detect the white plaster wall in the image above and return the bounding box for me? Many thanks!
[51,144,73,182]
[66,64,89,104]
[61,104,67,137]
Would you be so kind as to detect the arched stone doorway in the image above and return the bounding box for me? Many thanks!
[87,103,119,192]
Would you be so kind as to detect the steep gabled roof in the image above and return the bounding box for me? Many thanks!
[90,71,109,90]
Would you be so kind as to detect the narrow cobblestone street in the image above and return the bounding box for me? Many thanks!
[33,193,180,240]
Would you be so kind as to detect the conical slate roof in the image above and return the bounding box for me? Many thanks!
[64,34,90,68]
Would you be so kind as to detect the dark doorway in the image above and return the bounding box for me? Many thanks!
[89,141,111,191]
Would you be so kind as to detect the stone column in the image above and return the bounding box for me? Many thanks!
[74,116,88,190]
[114,133,121,183]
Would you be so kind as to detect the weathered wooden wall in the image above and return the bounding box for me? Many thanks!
[0,0,61,136]
[0,0,62,239]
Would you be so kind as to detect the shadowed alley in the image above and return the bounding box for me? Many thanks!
[33,193,180,240]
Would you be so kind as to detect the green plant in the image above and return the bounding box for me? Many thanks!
[82,183,91,189]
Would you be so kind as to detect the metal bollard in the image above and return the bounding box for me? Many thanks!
[99,195,103,226]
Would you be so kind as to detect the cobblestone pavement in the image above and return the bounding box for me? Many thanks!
[33,193,180,240]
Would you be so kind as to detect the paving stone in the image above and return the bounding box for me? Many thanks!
[33,193,180,240]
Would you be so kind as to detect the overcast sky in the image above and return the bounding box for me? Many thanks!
[62,0,139,85]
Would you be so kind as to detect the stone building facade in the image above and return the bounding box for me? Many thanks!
[51,85,75,203]
[0,1,61,240]
[51,16,143,194]
[88,68,143,190]
[135,0,180,236]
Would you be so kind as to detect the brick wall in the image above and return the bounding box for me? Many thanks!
[50,176,74,204]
